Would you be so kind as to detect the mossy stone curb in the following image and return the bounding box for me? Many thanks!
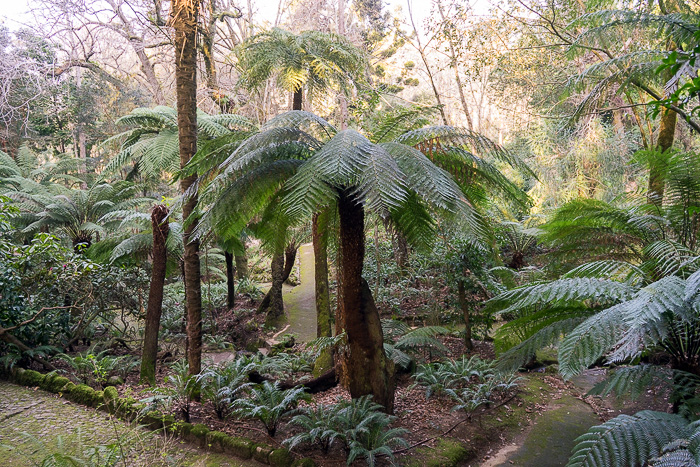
[6,368,316,466]
[254,444,274,463]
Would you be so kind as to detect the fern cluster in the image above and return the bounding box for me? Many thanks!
[284,395,408,467]
[412,356,521,417]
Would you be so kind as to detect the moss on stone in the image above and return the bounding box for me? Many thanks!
[253,444,274,464]
[67,384,100,407]
[114,396,140,420]
[18,369,44,387]
[189,424,209,447]
[44,375,71,394]
[222,437,254,460]
[60,381,76,394]
[269,448,294,467]
[205,431,230,452]
[102,386,118,413]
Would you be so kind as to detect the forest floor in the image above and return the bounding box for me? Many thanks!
[0,381,253,467]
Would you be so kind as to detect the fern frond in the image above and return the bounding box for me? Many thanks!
[566,411,691,467]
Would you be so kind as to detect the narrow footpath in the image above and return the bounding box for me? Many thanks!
[283,243,317,343]
[0,381,252,466]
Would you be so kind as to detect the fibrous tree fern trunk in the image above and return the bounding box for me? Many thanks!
[337,189,395,412]
[235,249,248,280]
[141,204,169,385]
[172,0,203,377]
[313,211,331,339]
[282,243,297,284]
[457,279,473,351]
[224,251,235,309]
[260,252,285,325]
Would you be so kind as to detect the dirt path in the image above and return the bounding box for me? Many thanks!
[0,381,252,467]
[483,370,606,467]
[283,243,317,343]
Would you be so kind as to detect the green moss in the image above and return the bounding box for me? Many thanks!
[93,391,104,409]
[60,381,76,394]
[411,438,472,467]
[205,431,230,452]
[66,384,100,407]
[222,437,254,460]
[189,424,209,447]
[102,386,118,413]
[44,375,71,394]
[141,410,165,429]
[18,369,44,387]
[536,347,559,365]
[253,444,273,464]
[291,459,316,467]
[167,421,192,437]
[269,448,294,467]
[114,397,140,420]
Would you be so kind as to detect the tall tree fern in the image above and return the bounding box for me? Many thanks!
[195,110,529,412]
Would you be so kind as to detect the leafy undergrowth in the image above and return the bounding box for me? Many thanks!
[30,335,568,467]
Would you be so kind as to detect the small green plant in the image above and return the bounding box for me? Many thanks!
[284,404,344,454]
[339,396,409,467]
[0,343,58,370]
[232,381,310,436]
[146,359,196,422]
[412,363,446,398]
[196,358,254,419]
[283,396,410,465]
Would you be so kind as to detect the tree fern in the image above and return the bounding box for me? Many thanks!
[566,411,692,467]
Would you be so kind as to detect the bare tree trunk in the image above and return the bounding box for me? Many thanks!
[224,251,235,309]
[140,205,169,385]
[336,0,349,130]
[293,87,303,112]
[407,1,448,125]
[436,0,473,130]
[337,189,395,412]
[172,0,202,377]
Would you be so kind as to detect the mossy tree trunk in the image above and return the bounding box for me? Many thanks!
[457,279,473,351]
[259,252,285,325]
[172,0,202,377]
[337,189,395,413]
[235,251,248,280]
[648,106,676,206]
[140,204,169,385]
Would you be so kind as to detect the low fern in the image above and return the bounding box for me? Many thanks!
[231,381,310,436]
[195,359,254,419]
